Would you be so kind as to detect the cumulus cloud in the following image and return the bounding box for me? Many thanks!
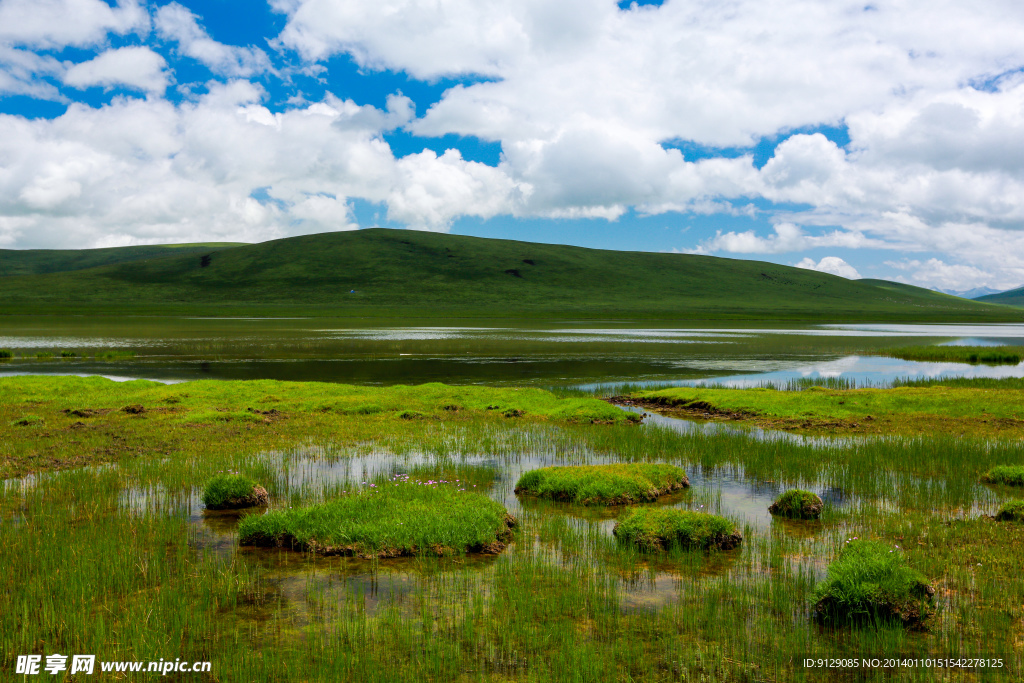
[155,2,271,77]
[63,47,168,93]
[0,84,524,248]
[795,256,861,280]
[0,0,148,49]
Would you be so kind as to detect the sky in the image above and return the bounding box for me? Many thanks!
[1,0,1024,293]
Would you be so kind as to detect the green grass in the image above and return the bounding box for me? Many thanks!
[201,473,267,509]
[813,540,935,628]
[0,349,11,359]
[982,466,1024,486]
[612,508,740,551]
[769,489,824,519]
[995,500,1024,522]
[875,345,1023,365]
[629,383,1024,436]
[0,228,1020,320]
[514,463,689,505]
[3,375,1024,680]
[237,483,515,557]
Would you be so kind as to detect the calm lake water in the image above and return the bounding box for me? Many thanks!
[1,317,1023,388]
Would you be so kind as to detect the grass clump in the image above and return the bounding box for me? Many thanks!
[981,465,1024,487]
[514,463,689,505]
[994,500,1024,522]
[813,540,935,628]
[0,349,12,359]
[768,489,824,519]
[201,473,269,510]
[60,350,77,358]
[613,508,741,551]
[237,483,516,557]
[9,414,42,427]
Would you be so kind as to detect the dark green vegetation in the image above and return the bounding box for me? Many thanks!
[238,483,515,557]
[0,349,10,359]
[995,500,1024,522]
[514,463,688,504]
[612,508,741,551]
[0,242,244,277]
[982,465,1024,486]
[202,473,268,510]
[977,285,1024,308]
[813,540,935,629]
[628,382,1024,436]
[769,489,824,519]
[875,344,1023,364]
[1,229,1020,320]
[3,376,1024,681]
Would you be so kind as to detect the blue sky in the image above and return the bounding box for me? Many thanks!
[2,0,1024,292]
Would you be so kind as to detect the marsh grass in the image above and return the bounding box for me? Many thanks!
[982,465,1024,486]
[813,540,935,628]
[612,508,740,551]
[769,489,824,519]
[2,376,1024,681]
[238,482,515,557]
[0,348,11,359]
[95,349,135,359]
[514,463,689,504]
[876,345,1024,365]
[202,473,268,509]
[59,350,76,358]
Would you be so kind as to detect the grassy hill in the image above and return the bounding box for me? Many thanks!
[0,229,1020,321]
[976,286,1024,308]
[0,243,246,278]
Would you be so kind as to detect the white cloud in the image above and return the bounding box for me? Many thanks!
[0,0,148,49]
[0,45,64,98]
[0,85,525,248]
[63,47,168,93]
[795,256,861,280]
[155,2,271,77]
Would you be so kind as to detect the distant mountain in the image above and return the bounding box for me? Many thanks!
[933,286,1002,299]
[976,286,1024,308]
[0,229,1022,321]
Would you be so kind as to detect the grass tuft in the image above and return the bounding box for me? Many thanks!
[813,540,935,628]
[981,465,1024,486]
[515,463,689,505]
[0,349,12,359]
[201,473,268,510]
[768,489,824,519]
[59,350,76,358]
[994,500,1024,522]
[237,483,515,557]
[612,508,741,551]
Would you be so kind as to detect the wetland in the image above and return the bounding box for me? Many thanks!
[2,319,1024,680]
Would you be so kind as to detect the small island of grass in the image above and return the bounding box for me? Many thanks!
[237,483,516,558]
[202,473,269,510]
[768,489,824,520]
[981,465,1024,487]
[995,500,1024,522]
[873,345,1023,365]
[813,540,935,628]
[514,463,689,505]
[612,508,741,551]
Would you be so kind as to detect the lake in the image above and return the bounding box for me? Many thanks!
[2,317,1023,387]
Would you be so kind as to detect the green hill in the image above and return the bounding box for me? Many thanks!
[0,243,246,278]
[0,229,1020,321]
[976,287,1024,308]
